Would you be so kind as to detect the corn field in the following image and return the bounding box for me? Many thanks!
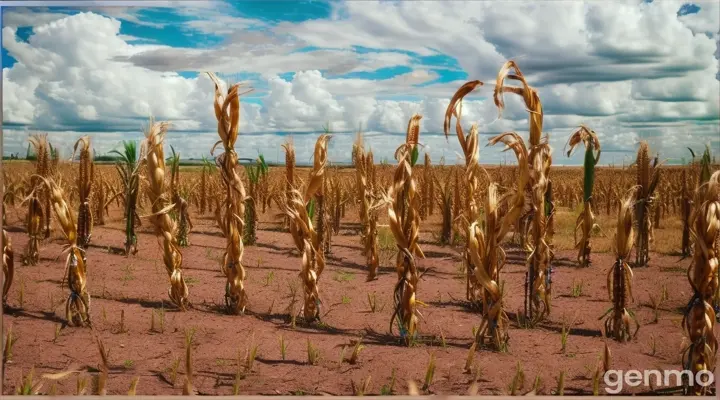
[1,62,719,396]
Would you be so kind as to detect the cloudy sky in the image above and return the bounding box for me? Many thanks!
[2,0,719,165]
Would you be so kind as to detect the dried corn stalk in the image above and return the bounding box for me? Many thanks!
[682,147,711,258]
[445,79,517,349]
[443,80,484,305]
[199,156,214,215]
[243,155,268,246]
[285,134,330,321]
[142,120,190,310]
[634,141,661,267]
[566,126,601,267]
[328,170,347,235]
[317,128,332,255]
[604,189,638,342]
[682,170,719,395]
[435,173,453,246]
[92,174,110,226]
[39,176,90,326]
[281,139,296,230]
[207,72,251,314]
[386,115,425,343]
[421,153,434,219]
[30,134,52,239]
[168,147,193,247]
[354,132,380,281]
[73,136,94,249]
[2,229,14,305]
[23,134,50,265]
[494,61,553,321]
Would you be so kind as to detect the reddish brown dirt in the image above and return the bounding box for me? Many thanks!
[0,204,711,395]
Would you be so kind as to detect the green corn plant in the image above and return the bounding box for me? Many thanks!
[110,140,143,256]
[566,126,601,267]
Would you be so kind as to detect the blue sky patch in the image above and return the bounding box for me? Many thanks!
[336,66,412,80]
[232,0,333,23]
[677,3,700,16]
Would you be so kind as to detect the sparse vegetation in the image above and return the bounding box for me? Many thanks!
[1,56,718,397]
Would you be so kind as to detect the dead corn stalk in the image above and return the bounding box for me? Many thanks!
[23,134,50,265]
[682,170,719,395]
[386,114,425,344]
[73,136,94,249]
[285,134,331,322]
[603,189,639,341]
[207,72,251,314]
[38,176,91,326]
[2,229,14,305]
[354,131,380,281]
[142,120,190,310]
[493,61,553,322]
[634,141,661,268]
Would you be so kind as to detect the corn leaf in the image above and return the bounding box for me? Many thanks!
[307,198,316,220]
[411,146,419,167]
